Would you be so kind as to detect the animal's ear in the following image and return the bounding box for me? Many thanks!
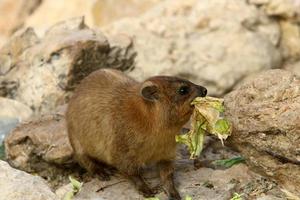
[140,81,159,102]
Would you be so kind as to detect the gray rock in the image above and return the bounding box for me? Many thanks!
[225,69,300,197]
[104,0,282,96]
[0,160,57,200]
[0,17,136,116]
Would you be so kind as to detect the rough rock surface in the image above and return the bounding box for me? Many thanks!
[225,69,300,197]
[0,160,57,200]
[4,105,74,180]
[55,162,285,200]
[249,0,300,21]
[0,17,136,115]
[104,0,282,96]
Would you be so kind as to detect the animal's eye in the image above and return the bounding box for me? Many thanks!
[178,85,190,95]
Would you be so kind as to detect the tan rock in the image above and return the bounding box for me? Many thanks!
[264,0,300,20]
[284,61,300,77]
[93,0,161,27]
[105,0,282,96]
[0,17,135,115]
[0,0,41,36]
[279,20,300,61]
[0,97,32,120]
[225,69,300,197]
[25,0,161,37]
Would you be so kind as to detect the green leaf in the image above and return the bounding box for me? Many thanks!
[214,119,231,134]
[213,157,245,168]
[185,195,193,200]
[69,176,82,191]
[230,193,243,200]
[63,176,83,200]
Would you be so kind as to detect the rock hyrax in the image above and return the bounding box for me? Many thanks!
[66,69,207,200]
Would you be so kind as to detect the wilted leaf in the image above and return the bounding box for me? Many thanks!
[176,97,232,159]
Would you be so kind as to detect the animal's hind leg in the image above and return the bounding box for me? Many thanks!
[76,154,111,181]
[71,138,111,180]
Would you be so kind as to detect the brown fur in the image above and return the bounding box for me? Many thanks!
[66,69,207,199]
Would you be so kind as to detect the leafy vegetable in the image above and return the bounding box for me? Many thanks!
[176,97,232,159]
[213,157,245,168]
[63,176,83,200]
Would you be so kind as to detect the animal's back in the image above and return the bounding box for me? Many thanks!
[66,69,136,165]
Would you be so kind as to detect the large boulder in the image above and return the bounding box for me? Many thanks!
[104,0,282,96]
[250,0,300,62]
[0,160,58,200]
[224,69,300,196]
[0,17,136,115]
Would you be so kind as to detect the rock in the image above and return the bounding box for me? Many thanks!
[104,0,282,96]
[279,20,300,61]
[4,106,75,183]
[0,17,135,115]
[224,69,300,197]
[92,0,161,27]
[58,163,284,200]
[284,61,300,77]
[0,160,57,200]
[25,0,161,37]
[0,0,41,42]
[0,97,32,120]
[249,0,300,21]
[249,0,300,62]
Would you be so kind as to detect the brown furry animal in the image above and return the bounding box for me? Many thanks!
[66,69,207,200]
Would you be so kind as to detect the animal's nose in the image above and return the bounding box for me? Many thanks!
[197,86,207,97]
